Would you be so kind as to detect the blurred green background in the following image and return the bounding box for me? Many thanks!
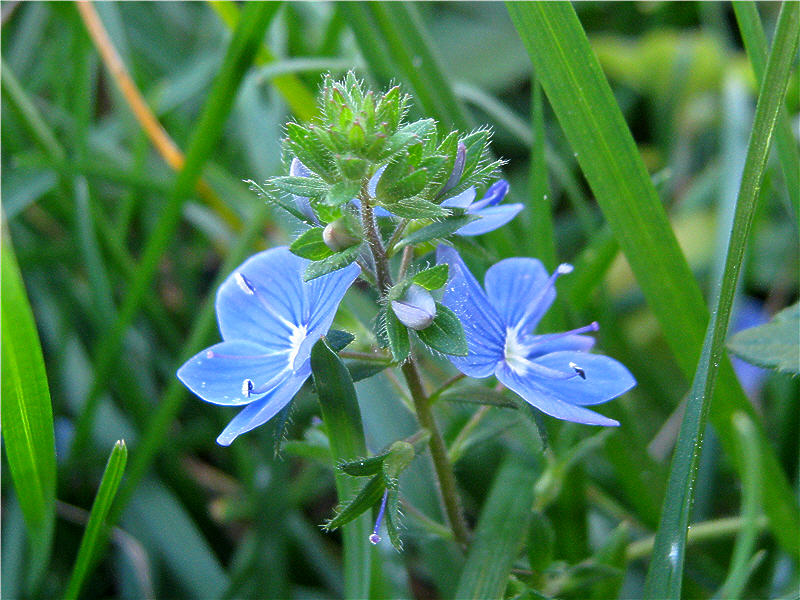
[2,2,798,598]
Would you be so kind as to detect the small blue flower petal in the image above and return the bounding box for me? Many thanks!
[495,362,620,427]
[468,180,509,212]
[290,158,318,222]
[531,351,636,406]
[438,246,505,377]
[216,363,312,446]
[458,203,524,236]
[440,187,477,209]
[177,340,293,406]
[483,257,554,332]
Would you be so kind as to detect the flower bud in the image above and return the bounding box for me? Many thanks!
[440,142,466,195]
[391,285,436,330]
[323,217,361,251]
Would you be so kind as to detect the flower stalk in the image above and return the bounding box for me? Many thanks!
[359,176,470,548]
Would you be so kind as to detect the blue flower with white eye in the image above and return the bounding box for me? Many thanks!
[177,247,360,445]
[437,247,635,426]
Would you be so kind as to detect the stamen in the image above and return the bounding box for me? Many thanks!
[517,263,574,327]
[235,272,256,295]
[569,362,586,379]
[241,379,254,397]
[369,489,389,545]
[537,321,599,340]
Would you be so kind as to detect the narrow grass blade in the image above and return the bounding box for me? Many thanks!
[208,0,317,122]
[714,413,762,600]
[0,230,57,592]
[69,1,278,464]
[644,4,800,597]
[506,0,800,558]
[455,457,538,599]
[733,1,800,221]
[311,339,372,600]
[64,440,128,600]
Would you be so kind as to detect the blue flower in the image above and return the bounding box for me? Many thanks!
[437,247,635,426]
[177,247,360,445]
[439,180,522,236]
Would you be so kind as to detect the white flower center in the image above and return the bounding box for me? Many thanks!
[504,327,534,374]
[287,324,308,369]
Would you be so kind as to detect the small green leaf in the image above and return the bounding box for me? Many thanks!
[412,264,449,290]
[286,122,337,181]
[323,180,360,207]
[290,228,333,261]
[64,440,128,600]
[339,453,390,477]
[338,155,369,181]
[380,118,435,159]
[326,329,356,352]
[416,302,468,356]
[727,303,799,374]
[384,487,404,551]
[303,244,362,281]
[324,473,385,531]
[345,358,393,382]
[385,308,410,362]
[439,385,520,409]
[272,402,294,459]
[393,215,477,251]
[271,174,328,197]
[380,195,449,219]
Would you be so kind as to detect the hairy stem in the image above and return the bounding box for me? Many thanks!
[358,178,470,548]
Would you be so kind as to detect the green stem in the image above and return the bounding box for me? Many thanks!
[358,181,470,548]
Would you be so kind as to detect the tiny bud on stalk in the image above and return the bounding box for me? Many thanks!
[391,285,436,330]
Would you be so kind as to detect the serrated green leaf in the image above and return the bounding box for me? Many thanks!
[727,303,799,374]
[380,118,435,159]
[271,175,328,197]
[394,215,476,251]
[412,264,449,290]
[338,155,369,180]
[323,180,360,207]
[380,195,450,219]
[416,302,468,356]
[385,307,410,362]
[303,244,362,281]
[384,487,404,551]
[246,179,311,223]
[272,402,295,459]
[290,227,333,261]
[345,358,393,382]
[324,473,385,531]
[286,123,338,181]
[1,236,56,591]
[326,329,356,352]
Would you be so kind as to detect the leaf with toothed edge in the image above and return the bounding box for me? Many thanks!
[384,487,404,551]
[345,358,393,382]
[384,308,410,362]
[323,473,386,531]
[339,453,391,477]
[326,330,356,352]
[416,302,469,356]
[271,175,328,197]
[290,228,333,261]
[412,264,449,290]
[272,402,295,459]
[393,216,478,252]
[303,244,363,281]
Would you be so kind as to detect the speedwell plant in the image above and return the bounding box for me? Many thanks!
[177,73,635,549]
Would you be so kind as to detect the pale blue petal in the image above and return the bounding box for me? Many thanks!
[437,246,505,377]
[216,362,312,446]
[526,334,595,357]
[290,158,318,222]
[216,247,309,347]
[531,351,636,405]
[484,258,553,332]
[458,204,523,236]
[368,165,387,198]
[496,362,620,426]
[177,340,291,406]
[305,261,361,338]
[440,187,476,209]
[468,180,510,212]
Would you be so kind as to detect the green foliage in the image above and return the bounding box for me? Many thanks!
[727,303,800,374]
[289,227,332,260]
[412,264,449,290]
[415,303,469,356]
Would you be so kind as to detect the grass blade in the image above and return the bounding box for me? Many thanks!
[1,230,57,591]
[64,440,128,600]
[455,457,538,599]
[311,339,372,600]
[733,1,800,221]
[69,1,278,465]
[506,0,800,558]
[644,4,800,597]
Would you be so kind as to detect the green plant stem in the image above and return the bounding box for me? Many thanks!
[359,181,470,548]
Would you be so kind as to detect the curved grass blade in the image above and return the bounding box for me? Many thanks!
[644,4,800,597]
[311,338,372,599]
[64,440,128,600]
[506,0,800,559]
[455,457,539,599]
[69,1,278,465]
[733,1,800,221]
[0,231,57,592]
